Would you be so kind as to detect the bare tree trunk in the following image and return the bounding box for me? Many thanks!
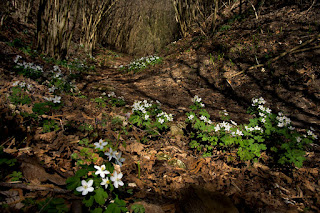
[80,0,118,56]
[212,0,219,32]
[172,0,213,37]
[11,0,34,23]
[36,0,79,60]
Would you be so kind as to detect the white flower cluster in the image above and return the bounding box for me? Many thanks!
[13,55,43,74]
[52,65,63,79]
[132,99,153,114]
[12,80,32,90]
[214,121,243,136]
[101,92,125,101]
[157,111,173,124]
[252,97,272,124]
[222,110,229,117]
[76,139,126,195]
[276,112,291,128]
[231,129,244,137]
[199,115,212,124]
[244,125,264,133]
[214,121,233,132]
[191,95,205,107]
[132,99,173,124]
[307,127,318,139]
[192,95,202,103]
[120,55,161,71]
[76,168,124,195]
[252,97,266,106]
[44,95,61,103]
[107,92,116,97]
[93,139,125,167]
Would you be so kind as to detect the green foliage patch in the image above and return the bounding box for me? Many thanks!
[186,96,316,167]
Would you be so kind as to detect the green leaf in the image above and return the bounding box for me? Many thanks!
[83,195,94,207]
[94,188,108,205]
[104,203,119,213]
[189,140,199,149]
[66,176,80,190]
[131,204,145,213]
[76,168,89,177]
[91,208,103,213]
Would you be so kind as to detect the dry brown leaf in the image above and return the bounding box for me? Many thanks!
[127,175,144,189]
[0,189,24,209]
[126,141,145,154]
[39,131,57,142]
[19,155,66,186]
[303,180,316,192]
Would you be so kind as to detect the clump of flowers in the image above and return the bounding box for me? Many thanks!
[9,80,32,105]
[44,95,62,104]
[186,95,317,167]
[103,91,126,107]
[67,139,128,212]
[12,80,33,91]
[119,55,162,73]
[47,65,75,93]
[13,55,44,79]
[130,99,173,135]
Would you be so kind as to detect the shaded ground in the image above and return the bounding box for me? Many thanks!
[0,3,320,213]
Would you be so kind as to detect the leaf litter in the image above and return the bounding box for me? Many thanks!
[0,3,320,213]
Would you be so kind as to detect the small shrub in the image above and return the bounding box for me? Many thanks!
[119,55,162,73]
[13,55,43,79]
[9,85,32,105]
[41,119,60,133]
[186,96,317,167]
[129,99,173,136]
[67,139,127,212]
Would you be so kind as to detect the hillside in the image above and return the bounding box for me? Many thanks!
[0,2,320,213]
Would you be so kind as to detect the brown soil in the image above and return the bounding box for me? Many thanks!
[0,3,319,213]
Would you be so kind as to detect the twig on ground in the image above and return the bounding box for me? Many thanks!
[306,0,316,13]
[230,34,320,78]
[0,182,71,193]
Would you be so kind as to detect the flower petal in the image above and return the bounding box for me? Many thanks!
[113,181,119,188]
[87,187,94,192]
[81,180,87,186]
[87,179,94,186]
[118,180,124,187]
[76,186,83,192]
[82,189,88,195]
[118,173,123,179]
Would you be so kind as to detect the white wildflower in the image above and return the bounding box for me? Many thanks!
[12,81,20,86]
[214,124,221,132]
[76,180,94,195]
[158,118,165,124]
[115,151,125,167]
[94,139,108,150]
[110,171,124,188]
[100,177,111,189]
[105,147,117,161]
[192,95,201,103]
[94,165,110,178]
[296,137,302,143]
[199,115,207,122]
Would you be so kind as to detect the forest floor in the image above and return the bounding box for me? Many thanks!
[1,2,320,213]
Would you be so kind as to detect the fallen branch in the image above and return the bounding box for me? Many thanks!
[0,182,71,194]
[230,34,320,78]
